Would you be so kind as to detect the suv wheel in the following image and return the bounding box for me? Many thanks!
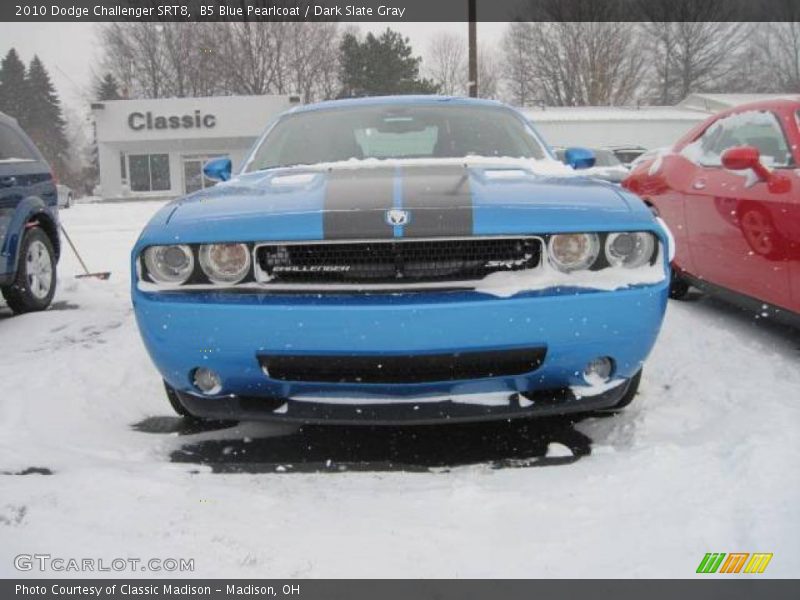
[2,227,57,314]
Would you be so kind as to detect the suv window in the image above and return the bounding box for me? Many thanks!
[682,110,793,168]
[0,123,36,162]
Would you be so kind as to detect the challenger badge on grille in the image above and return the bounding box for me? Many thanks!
[272,265,351,272]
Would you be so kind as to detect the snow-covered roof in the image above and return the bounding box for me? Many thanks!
[522,106,706,123]
[677,93,800,113]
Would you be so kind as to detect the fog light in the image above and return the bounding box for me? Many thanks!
[193,368,222,395]
[584,357,614,385]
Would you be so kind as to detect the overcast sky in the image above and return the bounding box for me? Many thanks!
[0,22,508,114]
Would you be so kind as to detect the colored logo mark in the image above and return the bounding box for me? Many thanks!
[696,552,773,574]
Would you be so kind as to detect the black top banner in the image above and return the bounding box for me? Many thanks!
[3,0,800,23]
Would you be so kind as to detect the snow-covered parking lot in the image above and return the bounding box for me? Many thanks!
[1,200,798,578]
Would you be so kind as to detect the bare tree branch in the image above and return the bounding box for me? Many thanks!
[501,21,646,107]
[98,19,339,102]
[426,32,467,95]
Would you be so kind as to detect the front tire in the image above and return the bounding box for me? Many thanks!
[162,381,238,428]
[594,369,642,414]
[669,270,690,300]
[2,227,57,314]
[163,380,196,419]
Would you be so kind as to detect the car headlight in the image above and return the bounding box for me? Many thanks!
[547,233,600,272]
[605,232,656,268]
[143,245,194,284]
[198,243,251,284]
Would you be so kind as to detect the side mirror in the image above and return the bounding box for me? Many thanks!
[721,145,761,172]
[564,147,596,170]
[203,157,232,182]
[721,145,791,193]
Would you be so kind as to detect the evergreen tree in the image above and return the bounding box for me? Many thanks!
[339,29,439,97]
[0,48,29,126]
[25,56,69,177]
[95,73,122,101]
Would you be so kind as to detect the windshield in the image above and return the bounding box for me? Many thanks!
[245,104,547,172]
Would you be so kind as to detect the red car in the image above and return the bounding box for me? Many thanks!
[623,99,800,325]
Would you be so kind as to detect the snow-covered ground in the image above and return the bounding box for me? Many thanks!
[1,201,798,578]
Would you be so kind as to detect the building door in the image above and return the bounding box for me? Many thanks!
[182,155,226,194]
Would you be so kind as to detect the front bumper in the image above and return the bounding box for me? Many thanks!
[133,281,668,423]
[175,378,635,425]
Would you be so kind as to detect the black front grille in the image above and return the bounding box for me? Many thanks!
[259,348,547,384]
[255,238,541,285]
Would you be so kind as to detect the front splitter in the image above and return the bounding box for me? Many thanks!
[175,380,632,425]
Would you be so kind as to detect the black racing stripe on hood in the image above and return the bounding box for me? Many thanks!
[401,164,473,238]
[323,167,395,239]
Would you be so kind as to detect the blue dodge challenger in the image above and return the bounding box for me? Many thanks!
[131,96,671,424]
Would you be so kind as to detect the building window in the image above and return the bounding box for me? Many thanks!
[182,155,226,194]
[129,154,170,192]
[120,152,127,183]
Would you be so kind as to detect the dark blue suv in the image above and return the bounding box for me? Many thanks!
[0,111,59,313]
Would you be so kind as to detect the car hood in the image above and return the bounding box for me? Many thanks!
[149,159,655,244]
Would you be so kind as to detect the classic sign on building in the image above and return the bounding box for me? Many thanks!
[92,95,297,201]
[127,111,217,131]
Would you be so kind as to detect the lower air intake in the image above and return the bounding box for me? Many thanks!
[259,347,547,384]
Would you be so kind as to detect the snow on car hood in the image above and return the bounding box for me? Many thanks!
[159,158,648,234]
[150,157,653,245]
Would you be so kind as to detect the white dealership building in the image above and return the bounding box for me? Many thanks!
[522,93,799,151]
[522,105,707,150]
[92,94,297,201]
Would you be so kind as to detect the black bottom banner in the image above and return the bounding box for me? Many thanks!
[3,580,799,600]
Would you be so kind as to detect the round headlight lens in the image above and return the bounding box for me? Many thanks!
[605,232,656,268]
[547,233,600,272]
[198,243,251,284]
[143,245,194,284]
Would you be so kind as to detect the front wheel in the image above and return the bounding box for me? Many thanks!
[2,227,57,314]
